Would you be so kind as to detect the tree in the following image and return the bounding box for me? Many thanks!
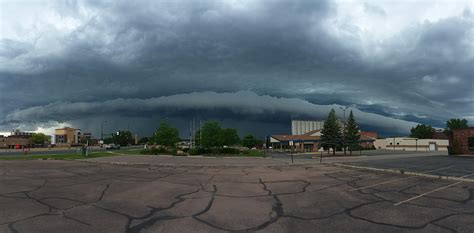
[242,134,259,149]
[445,119,469,132]
[139,137,149,144]
[31,133,49,145]
[320,109,343,156]
[111,130,133,146]
[200,121,222,148]
[344,110,360,156]
[410,124,435,139]
[151,123,179,148]
[219,128,240,147]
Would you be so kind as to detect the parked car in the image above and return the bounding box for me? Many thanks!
[105,144,120,150]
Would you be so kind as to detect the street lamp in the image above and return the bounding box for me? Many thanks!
[100,121,107,141]
[339,106,349,128]
[339,106,349,155]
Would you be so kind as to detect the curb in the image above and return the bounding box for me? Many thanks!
[333,163,474,183]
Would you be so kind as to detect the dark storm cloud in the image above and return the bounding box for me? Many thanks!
[0,0,473,136]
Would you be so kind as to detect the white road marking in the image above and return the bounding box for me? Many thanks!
[394,174,474,206]
[349,165,456,192]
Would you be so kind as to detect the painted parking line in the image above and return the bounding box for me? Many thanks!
[394,173,474,206]
[349,165,456,192]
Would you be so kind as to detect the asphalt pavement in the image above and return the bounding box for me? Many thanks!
[1,154,473,232]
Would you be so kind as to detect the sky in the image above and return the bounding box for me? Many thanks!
[0,0,473,138]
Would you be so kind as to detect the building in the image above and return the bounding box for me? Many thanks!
[0,135,31,149]
[54,127,80,145]
[382,137,448,151]
[10,129,34,138]
[291,120,325,135]
[451,128,474,155]
[269,130,376,152]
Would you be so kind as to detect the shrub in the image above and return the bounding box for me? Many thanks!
[140,147,176,155]
[242,150,266,157]
[218,148,240,154]
[188,148,211,155]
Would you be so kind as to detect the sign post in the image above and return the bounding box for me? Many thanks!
[318,147,324,163]
[289,141,294,164]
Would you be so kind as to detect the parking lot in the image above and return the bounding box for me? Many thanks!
[0,156,473,233]
[343,155,474,178]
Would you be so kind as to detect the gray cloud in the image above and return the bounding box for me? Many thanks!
[0,0,473,136]
[5,91,418,135]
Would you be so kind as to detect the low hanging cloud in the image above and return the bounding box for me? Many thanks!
[1,0,472,136]
[5,91,419,134]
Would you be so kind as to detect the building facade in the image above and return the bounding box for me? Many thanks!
[382,137,448,151]
[269,130,376,152]
[451,128,474,155]
[291,120,324,135]
[0,135,31,149]
[54,127,79,145]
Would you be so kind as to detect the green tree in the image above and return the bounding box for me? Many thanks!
[151,123,179,148]
[219,128,240,146]
[410,124,435,139]
[200,121,222,148]
[242,134,259,149]
[31,133,49,145]
[111,130,133,146]
[139,137,149,144]
[320,109,343,156]
[445,118,469,132]
[344,111,360,155]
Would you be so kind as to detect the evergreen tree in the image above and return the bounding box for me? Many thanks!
[344,110,360,156]
[320,109,342,155]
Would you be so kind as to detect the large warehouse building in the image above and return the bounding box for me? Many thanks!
[291,120,324,135]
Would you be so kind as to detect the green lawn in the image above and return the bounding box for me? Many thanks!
[200,150,267,157]
[0,149,139,161]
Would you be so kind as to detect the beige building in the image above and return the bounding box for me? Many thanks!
[0,136,31,149]
[377,137,448,151]
[54,127,79,145]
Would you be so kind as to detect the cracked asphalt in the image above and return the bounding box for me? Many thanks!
[1,158,473,233]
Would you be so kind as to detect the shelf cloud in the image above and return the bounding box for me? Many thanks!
[0,0,472,137]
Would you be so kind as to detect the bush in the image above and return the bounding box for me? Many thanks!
[188,147,240,155]
[242,150,266,157]
[218,148,240,154]
[188,148,211,155]
[140,147,176,155]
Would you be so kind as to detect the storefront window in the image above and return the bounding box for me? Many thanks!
[468,137,474,151]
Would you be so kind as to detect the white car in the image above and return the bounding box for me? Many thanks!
[105,144,120,150]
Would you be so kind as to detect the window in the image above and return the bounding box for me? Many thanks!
[468,137,474,151]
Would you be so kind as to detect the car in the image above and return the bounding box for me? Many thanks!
[105,144,120,150]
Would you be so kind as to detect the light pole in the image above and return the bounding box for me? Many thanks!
[100,121,107,141]
[339,106,349,155]
[339,106,349,129]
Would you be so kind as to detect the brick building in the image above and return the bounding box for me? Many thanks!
[0,135,31,149]
[451,128,474,155]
